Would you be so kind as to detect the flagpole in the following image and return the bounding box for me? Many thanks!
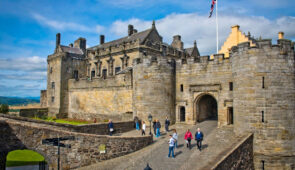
[216,0,219,54]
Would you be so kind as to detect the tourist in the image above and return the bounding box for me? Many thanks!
[108,119,114,136]
[195,128,204,151]
[172,129,178,149]
[142,121,146,136]
[165,116,170,132]
[184,129,193,149]
[156,119,161,137]
[168,135,175,158]
[135,117,140,130]
[152,119,157,135]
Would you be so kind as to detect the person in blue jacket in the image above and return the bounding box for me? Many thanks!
[108,119,114,136]
[195,128,204,151]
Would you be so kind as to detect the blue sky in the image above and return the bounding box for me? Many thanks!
[0,0,295,97]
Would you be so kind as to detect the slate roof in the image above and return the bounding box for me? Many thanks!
[185,47,194,55]
[60,45,84,55]
[88,28,153,51]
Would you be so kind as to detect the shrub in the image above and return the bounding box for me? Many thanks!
[0,104,9,114]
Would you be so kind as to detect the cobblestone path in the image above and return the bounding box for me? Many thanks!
[78,120,244,170]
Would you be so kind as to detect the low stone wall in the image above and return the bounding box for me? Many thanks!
[70,112,133,122]
[0,114,134,135]
[211,133,254,170]
[19,108,48,118]
[0,118,153,169]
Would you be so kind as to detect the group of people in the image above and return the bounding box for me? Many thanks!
[168,128,204,158]
[134,116,171,137]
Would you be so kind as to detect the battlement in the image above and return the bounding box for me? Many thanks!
[230,38,294,55]
[68,72,132,90]
[132,53,176,69]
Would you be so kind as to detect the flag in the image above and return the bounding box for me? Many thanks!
[209,0,217,18]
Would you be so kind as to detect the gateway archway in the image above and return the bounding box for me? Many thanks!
[195,94,218,122]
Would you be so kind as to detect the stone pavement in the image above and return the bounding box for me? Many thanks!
[77,120,243,170]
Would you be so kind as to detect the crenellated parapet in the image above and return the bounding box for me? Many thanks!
[230,38,294,58]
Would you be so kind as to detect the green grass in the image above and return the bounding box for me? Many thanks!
[33,117,90,125]
[6,150,45,167]
[53,119,89,125]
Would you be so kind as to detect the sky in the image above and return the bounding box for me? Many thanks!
[0,0,295,97]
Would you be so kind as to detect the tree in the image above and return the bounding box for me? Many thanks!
[0,104,9,114]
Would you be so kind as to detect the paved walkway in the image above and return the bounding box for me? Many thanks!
[77,120,231,170]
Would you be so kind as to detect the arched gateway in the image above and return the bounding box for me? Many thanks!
[195,94,218,122]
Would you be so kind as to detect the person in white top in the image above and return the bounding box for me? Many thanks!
[168,135,175,158]
[172,129,178,149]
[141,121,146,136]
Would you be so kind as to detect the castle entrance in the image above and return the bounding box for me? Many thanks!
[196,94,217,122]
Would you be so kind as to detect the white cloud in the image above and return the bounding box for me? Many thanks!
[32,13,104,33]
[0,56,46,71]
[110,13,295,54]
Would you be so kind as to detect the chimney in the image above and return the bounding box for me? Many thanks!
[231,25,240,33]
[74,37,86,52]
[100,35,105,44]
[56,33,61,48]
[128,24,134,36]
[171,35,183,50]
[278,32,284,39]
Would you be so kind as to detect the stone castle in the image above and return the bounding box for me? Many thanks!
[41,22,295,169]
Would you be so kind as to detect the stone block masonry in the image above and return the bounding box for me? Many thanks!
[0,116,152,169]
[19,108,48,118]
[0,114,134,135]
[211,133,254,170]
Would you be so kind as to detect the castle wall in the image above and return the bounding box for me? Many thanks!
[232,40,295,169]
[175,55,233,125]
[47,52,86,118]
[40,90,47,107]
[68,72,133,121]
[47,55,62,115]
[132,54,176,123]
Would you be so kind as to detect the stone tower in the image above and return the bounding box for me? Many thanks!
[47,33,86,118]
[232,38,295,169]
[132,51,176,123]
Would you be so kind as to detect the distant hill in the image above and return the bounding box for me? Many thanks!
[0,96,40,106]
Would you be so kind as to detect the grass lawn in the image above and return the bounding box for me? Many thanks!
[6,150,45,167]
[34,117,90,125]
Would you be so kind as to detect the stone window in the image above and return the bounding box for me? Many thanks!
[227,107,233,125]
[51,82,55,89]
[51,96,55,103]
[73,70,78,80]
[180,84,184,92]
[229,82,233,91]
[180,106,185,122]
[50,67,53,73]
[115,67,121,74]
[261,160,265,170]
[262,77,265,89]
[261,111,264,122]
[102,69,107,79]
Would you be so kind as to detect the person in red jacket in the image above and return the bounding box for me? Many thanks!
[184,129,193,150]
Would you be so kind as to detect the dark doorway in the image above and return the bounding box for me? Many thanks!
[227,107,233,125]
[102,69,107,79]
[197,95,217,122]
[91,70,95,79]
[180,106,185,122]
